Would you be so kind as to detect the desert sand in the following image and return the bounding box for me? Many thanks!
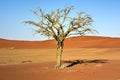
[0,36,120,80]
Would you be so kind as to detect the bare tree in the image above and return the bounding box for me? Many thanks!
[24,6,97,69]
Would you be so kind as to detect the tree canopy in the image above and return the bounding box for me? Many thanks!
[24,6,97,42]
[24,6,97,69]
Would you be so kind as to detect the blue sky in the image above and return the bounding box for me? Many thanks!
[0,0,120,40]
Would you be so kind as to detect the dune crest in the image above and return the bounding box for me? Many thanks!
[0,36,120,49]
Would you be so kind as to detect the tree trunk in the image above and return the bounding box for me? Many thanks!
[55,41,64,69]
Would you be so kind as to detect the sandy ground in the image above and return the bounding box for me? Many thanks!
[0,48,120,80]
[0,36,120,80]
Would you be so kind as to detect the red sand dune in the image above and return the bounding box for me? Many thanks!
[0,36,120,80]
[0,36,120,49]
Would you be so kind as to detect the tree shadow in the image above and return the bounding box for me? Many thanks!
[62,59,108,68]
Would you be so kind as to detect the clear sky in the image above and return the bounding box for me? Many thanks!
[0,0,120,41]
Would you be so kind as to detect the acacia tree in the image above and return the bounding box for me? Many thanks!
[24,6,97,69]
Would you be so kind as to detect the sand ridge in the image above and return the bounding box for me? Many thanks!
[0,36,120,49]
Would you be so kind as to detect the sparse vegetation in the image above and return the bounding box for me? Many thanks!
[24,6,97,69]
